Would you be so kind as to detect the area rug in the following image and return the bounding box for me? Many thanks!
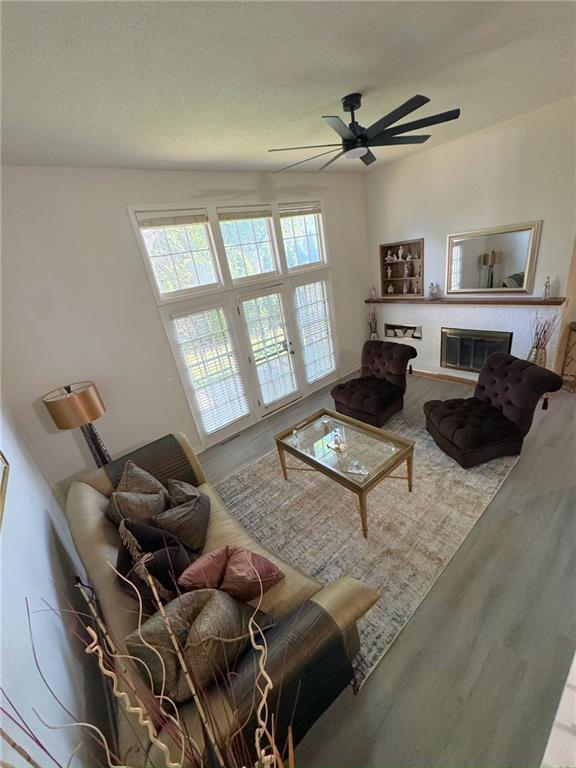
[215,415,516,686]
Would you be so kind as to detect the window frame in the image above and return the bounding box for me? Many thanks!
[277,206,328,273]
[129,199,339,449]
[129,205,225,305]
[214,205,281,285]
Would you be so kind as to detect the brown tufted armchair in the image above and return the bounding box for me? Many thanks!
[424,352,563,468]
[331,340,418,427]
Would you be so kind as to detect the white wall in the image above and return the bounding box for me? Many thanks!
[0,407,94,766]
[365,97,576,377]
[2,168,369,488]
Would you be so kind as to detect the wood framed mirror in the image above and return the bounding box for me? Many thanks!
[446,221,542,294]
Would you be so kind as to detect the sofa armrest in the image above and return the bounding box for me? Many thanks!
[99,432,205,489]
[310,576,379,632]
[226,600,354,759]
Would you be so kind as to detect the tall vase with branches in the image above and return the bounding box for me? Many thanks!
[368,309,378,340]
[528,312,559,368]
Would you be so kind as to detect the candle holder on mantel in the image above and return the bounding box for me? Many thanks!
[380,238,424,298]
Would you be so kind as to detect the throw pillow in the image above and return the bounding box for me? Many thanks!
[152,482,210,552]
[178,545,284,602]
[124,589,274,702]
[166,478,204,507]
[107,460,169,526]
[116,519,195,605]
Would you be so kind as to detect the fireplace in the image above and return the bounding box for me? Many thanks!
[440,328,512,373]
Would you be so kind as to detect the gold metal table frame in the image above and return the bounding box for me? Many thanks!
[274,408,414,538]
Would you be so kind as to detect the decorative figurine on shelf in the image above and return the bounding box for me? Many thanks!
[369,284,377,300]
[427,282,437,300]
[404,261,410,277]
[544,276,551,300]
[403,281,409,294]
[387,284,394,294]
[386,265,392,280]
[385,250,394,263]
[398,245,404,260]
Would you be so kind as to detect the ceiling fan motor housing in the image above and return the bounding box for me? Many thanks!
[342,93,362,113]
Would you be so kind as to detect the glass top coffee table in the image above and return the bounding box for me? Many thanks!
[274,408,414,538]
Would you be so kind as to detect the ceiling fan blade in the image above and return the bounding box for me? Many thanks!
[322,116,356,141]
[369,134,431,146]
[268,143,342,152]
[315,150,346,172]
[366,95,430,140]
[381,108,461,136]
[274,148,341,173]
[360,149,377,166]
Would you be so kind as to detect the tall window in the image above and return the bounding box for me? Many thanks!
[218,208,276,280]
[279,204,324,269]
[172,307,250,434]
[294,280,336,383]
[132,201,338,445]
[137,211,219,296]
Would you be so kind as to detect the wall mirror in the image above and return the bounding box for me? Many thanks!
[446,221,542,294]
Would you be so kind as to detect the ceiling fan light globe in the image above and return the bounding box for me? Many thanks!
[345,146,368,159]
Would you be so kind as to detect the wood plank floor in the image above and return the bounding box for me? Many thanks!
[199,375,576,767]
[198,373,472,484]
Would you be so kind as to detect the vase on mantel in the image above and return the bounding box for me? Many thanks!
[527,345,547,367]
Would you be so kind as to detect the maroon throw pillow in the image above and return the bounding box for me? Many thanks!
[178,545,284,602]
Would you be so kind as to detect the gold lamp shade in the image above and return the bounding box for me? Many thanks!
[481,250,503,267]
[42,381,106,430]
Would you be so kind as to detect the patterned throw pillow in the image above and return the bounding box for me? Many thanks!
[151,479,210,552]
[178,545,284,602]
[116,519,195,605]
[106,461,169,526]
[124,589,274,701]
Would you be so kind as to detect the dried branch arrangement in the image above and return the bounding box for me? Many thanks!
[368,309,378,337]
[1,564,296,768]
[531,312,559,350]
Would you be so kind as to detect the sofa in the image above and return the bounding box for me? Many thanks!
[424,352,564,468]
[65,432,379,767]
[331,340,417,427]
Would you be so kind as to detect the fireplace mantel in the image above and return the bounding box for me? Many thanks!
[365,296,566,306]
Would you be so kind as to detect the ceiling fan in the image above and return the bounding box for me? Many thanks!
[270,93,460,172]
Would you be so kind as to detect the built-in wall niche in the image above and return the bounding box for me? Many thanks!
[385,323,422,340]
[380,238,424,298]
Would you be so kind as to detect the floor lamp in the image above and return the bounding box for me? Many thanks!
[481,250,503,289]
[42,381,111,467]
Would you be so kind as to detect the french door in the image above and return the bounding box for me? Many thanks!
[237,286,303,413]
[166,276,336,445]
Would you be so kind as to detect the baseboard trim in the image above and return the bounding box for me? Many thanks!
[412,368,477,385]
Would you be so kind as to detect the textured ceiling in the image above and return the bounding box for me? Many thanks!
[2,1,575,171]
